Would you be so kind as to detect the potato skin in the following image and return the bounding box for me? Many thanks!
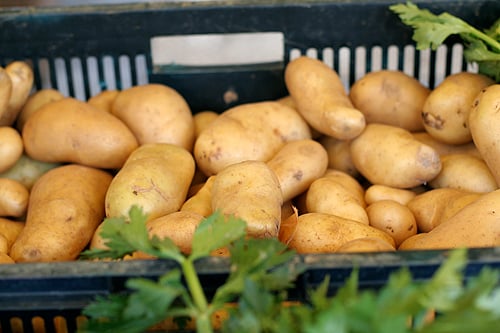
[87,90,119,113]
[0,217,24,253]
[22,97,139,169]
[112,84,195,150]
[364,184,416,206]
[211,160,283,239]
[193,111,219,138]
[285,56,365,140]
[349,70,430,132]
[10,164,112,262]
[181,175,216,217]
[412,131,481,159]
[423,72,494,145]
[469,84,500,186]
[336,237,396,253]
[194,101,311,176]
[0,67,13,126]
[319,136,359,177]
[1,61,33,126]
[0,178,29,218]
[105,143,195,221]
[0,126,23,173]
[267,139,328,202]
[350,123,441,188]
[288,212,395,253]
[16,88,64,131]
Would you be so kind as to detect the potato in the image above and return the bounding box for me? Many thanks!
[336,237,396,253]
[366,200,417,247]
[305,170,368,224]
[287,212,395,253]
[0,126,23,173]
[364,184,417,205]
[87,90,119,113]
[0,154,60,190]
[112,83,195,150]
[429,153,497,193]
[267,139,328,202]
[319,135,359,177]
[469,84,500,186]
[211,160,282,239]
[10,164,112,262]
[350,123,441,188]
[193,111,219,138]
[194,101,311,176]
[399,188,500,250]
[0,217,24,252]
[0,178,29,218]
[407,188,481,233]
[22,97,139,169]
[422,72,494,145]
[412,131,481,159]
[181,175,216,217]
[0,252,15,264]
[16,88,64,131]
[0,234,8,254]
[284,56,365,140]
[105,143,195,221]
[1,61,34,126]
[0,67,13,125]
[349,70,430,132]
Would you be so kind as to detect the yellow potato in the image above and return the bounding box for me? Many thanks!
[423,72,494,145]
[87,90,119,113]
[0,154,60,190]
[1,61,34,126]
[319,135,359,177]
[181,175,216,217]
[16,88,65,131]
[364,184,417,205]
[194,101,311,176]
[0,126,23,173]
[0,67,13,125]
[350,123,441,188]
[407,188,481,233]
[0,252,15,264]
[366,200,417,247]
[400,188,500,250]
[10,164,113,262]
[336,237,396,253]
[112,83,195,150]
[211,160,283,239]
[429,153,497,193]
[469,84,500,186]
[349,70,430,132]
[412,131,481,159]
[287,212,395,253]
[305,170,368,224]
[22,97,139,169]
[0,217,24,252]
[0,234,8,253]
[193,111,219,138]
[284,56,365,140]
[105,143,195,221]
[267,139,328,202]
[0,178,29,218]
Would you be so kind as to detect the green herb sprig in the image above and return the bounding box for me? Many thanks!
[79,206,500,333]
[390,1,500,82]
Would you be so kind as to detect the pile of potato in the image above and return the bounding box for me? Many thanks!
[1,55,500,264]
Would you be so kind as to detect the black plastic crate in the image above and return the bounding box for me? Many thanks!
[0,0,499,332]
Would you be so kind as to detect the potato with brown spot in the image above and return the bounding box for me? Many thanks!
[10,164,112,262]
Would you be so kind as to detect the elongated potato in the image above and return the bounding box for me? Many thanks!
[112,84,195,150]
[288,212,395,253]
[194,101,311,176]
[285,56,365,140]
[1,61,34,126]
[319,135,359,177]
[429,154,497,193]
[469,84,500,185]
[364,184,417,205]
[181,175,216,217]
[0,126,23,173]
[400,188,500,250]
[423,72,494,145]
[211,160,283,239]
[0,178,29,218]
[10,164,113,262]
[105,143,195,221]
[267,139,328,202]
[0,217,24,253]
[16,88,65,131]
[23,97,139,169]
[0,67,13,125]
[350,123,441,188]
[407,188,480,233]
[306,170,368,224]
[349,70,430,132]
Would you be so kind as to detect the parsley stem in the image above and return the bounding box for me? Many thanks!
[468,25,500,53]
